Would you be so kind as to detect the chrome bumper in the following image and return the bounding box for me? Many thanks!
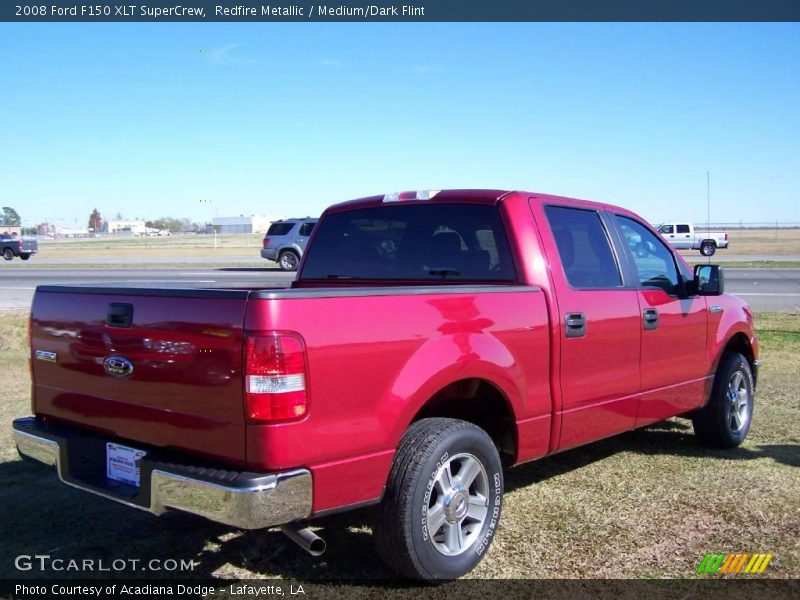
[12,417,312,530]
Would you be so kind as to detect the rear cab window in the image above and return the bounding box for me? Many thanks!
[300,204,516,282]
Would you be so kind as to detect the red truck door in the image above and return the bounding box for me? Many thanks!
[611,215,709,424]
[536,203,642,451]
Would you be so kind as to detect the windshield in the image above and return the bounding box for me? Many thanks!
[300,204,517,282]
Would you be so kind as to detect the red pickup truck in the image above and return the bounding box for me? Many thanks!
[13,190,759,580]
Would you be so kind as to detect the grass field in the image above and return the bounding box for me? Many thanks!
[0,311,797,581]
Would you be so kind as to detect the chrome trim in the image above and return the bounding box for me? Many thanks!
[35,350,57,362]
[14,429,59,467]
[12,422,312,530]
[252,284,540,300]
[709,305,723,313]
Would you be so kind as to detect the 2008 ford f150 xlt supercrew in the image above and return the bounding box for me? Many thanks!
[13,189,758,580]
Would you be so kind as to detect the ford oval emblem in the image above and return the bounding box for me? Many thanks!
[103,355,134,379]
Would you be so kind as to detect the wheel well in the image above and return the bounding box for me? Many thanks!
[279,248,299,256]
[412,379,517,464]
[701,239,716,246]
[721,333,756,385]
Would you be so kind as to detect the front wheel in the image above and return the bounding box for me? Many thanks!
[700,241,716,256]
[2,248,13,261]
[692,352,754,448]
[375,418,503,580]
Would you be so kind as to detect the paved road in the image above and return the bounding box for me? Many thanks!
[0,268,295,310]
[0,267,798,311]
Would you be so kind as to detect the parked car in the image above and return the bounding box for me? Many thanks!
[1,233,38,261]
[657,222,729,256]
[260,218,317,271]
[14,189,758,581]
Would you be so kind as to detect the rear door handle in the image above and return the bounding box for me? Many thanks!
[643,308,659,330]
[565,312,586,338]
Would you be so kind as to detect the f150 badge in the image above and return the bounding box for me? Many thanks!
[103,355,134,379]
[35,350,57,362]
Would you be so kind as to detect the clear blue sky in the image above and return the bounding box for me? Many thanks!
[1,23,798,228]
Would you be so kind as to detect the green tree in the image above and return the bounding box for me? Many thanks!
[1,206,21,226]
[88,209,103,232]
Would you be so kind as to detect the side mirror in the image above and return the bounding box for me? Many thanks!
[693,264,724,295]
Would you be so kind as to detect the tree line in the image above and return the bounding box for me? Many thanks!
[1,207,209,234]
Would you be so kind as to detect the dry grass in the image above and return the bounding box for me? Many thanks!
[0,234,266,267]
[679,228,800,257]
[0,311,797,582]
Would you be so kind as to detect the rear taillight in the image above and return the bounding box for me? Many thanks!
[28,317,34,409]
[244,332,308,422]
[262,237,270,248]
[18,240,23,250]
[724,233,728,241]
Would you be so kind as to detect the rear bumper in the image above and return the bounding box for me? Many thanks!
[12,416,312,530]
[261,248,278,260]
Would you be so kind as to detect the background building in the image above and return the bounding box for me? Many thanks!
[106,220,147,235]
[212,215,282,234]
[0,225,22,236]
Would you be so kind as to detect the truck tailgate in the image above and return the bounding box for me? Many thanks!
[30,287,249,463]
[20,238,38,253]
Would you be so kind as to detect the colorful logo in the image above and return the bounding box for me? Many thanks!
[697,552,773,575]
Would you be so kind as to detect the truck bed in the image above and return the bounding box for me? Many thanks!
[30,282,550,511]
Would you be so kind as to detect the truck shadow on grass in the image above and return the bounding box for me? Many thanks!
[0,457,392,581]
[505,419,798,493]
[1,423,796,581]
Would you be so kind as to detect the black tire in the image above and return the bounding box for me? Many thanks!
[376,418,503,581]
[2,248,13,261]
[692,353,754,448]
[19,253,30,261]
[700,241,716,256]
[278,250,299,271]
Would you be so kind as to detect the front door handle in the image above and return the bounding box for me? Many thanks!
[565,312,586,338]
[643,308,659,330]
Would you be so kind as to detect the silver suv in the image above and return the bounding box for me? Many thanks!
[261,218,318,271]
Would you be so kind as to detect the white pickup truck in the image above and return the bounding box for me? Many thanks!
[657,223,729,256]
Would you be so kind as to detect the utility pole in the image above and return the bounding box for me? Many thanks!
[200,199,216,249]
[706,171,711,263]
[706,171,711,231]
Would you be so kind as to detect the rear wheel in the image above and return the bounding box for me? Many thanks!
[700,241,716,256]
[19,253,30,261]
[278,250,299,271]
[3,248,13,260]
[375,418,503,580]
[692,352,754,448]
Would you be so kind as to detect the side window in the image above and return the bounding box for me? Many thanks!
[676,224,691,234]
[544,206,622,289]
[615,216,680,295]
[299,222,316,236]
[267,222,294,236]
[659,225,674,234]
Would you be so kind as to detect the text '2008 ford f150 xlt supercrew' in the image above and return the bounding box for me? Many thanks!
[13,189,758,580]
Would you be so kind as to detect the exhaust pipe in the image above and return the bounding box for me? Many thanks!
[280,523,326,557]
